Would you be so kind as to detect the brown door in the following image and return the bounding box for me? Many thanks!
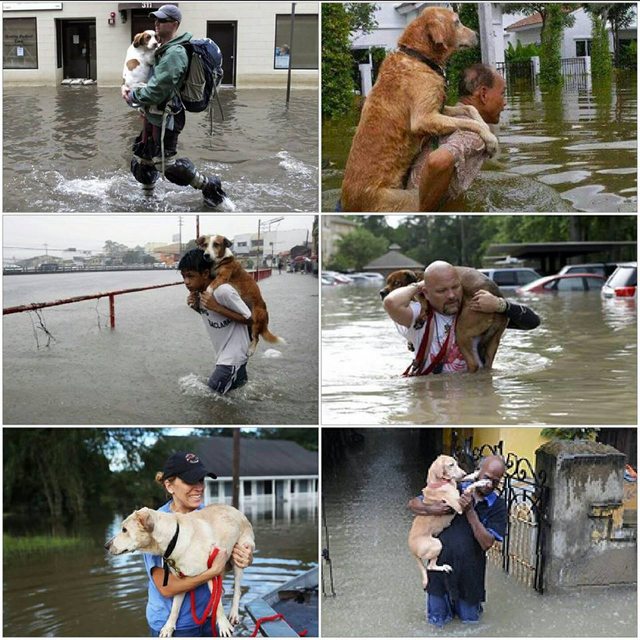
[61,20,95,79]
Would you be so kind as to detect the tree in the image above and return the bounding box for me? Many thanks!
[330,227,388,271]
[447,4,481,102]
[584,3,635,67]
[322,3,378,118]
[503,4,576,87]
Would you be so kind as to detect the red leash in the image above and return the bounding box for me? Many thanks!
[190,547,223,636]
[250,613,308,637]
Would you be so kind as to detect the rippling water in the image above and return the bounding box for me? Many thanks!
[3,509,318,637]
[3,271,319,424]
[3,86,318,212]
[321,285,637,425]
[321,429,637,637]
[322,76,637,212]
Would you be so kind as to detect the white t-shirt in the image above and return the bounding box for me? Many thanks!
[198,283,251,366]
[397,301,468,374]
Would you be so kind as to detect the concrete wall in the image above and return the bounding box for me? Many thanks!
[3,1,318,87]
[536,440,636,593]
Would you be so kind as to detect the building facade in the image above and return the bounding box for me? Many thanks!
[3,1,318,87]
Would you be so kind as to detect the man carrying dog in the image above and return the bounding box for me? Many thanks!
[408,454,507,626]
[179,248,251,394]
[383,260,539,374]
[412,63,507,211]
[121,4,225,207]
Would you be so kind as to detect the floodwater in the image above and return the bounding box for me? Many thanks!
[3,505,318,637]
[321,285,637,425]
[322,75,637,212]
[3,270,318,424]
[321,429,637,637]
[3,86,318,212]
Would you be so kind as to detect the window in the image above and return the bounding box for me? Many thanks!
[3,17,38,69]
[297,479,308,493]
[576,40,592,57]
[209,482,219,498]
[243,480,252,496]
[224,481,233,497]
[263,480,273,495]
[274,14,318,70]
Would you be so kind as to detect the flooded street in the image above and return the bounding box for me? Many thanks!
[321,285,636,425]
[3,507,317,637]
[4,270,318,424]
[321,429,637,637]
[322,76,636,212]
[3,86,318,212]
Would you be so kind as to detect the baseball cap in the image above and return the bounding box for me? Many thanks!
[162,451,217,484]
[150,4,182,22]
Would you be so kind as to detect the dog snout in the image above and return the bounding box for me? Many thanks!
[380,288,390,300]
[104,538,113,551]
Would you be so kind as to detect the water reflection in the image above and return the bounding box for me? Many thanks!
[321,286,637,425]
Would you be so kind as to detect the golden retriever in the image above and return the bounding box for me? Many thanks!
[380,267,508,372]
[341,7,498,212]
[408,455,489,589]
[105,504,255,637]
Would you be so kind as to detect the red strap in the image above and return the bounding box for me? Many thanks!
[403,310,457,377]
[402,308,433,376]
[190,547,223,636]
[250,613,308,637]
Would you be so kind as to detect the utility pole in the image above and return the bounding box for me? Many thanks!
[178,216,183,254]
[232,429,240,509]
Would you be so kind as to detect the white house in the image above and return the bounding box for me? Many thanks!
[179,436,318,518]
[504,6,637,59]
[2,1,318,87]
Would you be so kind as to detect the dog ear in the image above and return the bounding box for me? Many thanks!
[133,32,143,48]
[195,236,206,248]
[426,17,448,48]
[223,237,232,249]
[136,508,155,532]
[427,456,443,484]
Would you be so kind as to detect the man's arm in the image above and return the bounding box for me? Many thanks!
[407,496,455,516]
[468,290,540,330]
[200,289,251,325]
[459,494,496,551]
[132,47,188,106]
[383,283,422,327]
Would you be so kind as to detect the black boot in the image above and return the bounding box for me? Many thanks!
[202,176,226,207]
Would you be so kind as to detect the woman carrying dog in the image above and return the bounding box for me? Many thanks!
[144,451,253,637]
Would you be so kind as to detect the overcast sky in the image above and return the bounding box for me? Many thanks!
[3,214,315,259]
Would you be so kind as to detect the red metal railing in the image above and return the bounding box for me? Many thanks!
[3,269,273,328]
[3,282,182,329]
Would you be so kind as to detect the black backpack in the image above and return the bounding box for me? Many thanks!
[179,38,223,112]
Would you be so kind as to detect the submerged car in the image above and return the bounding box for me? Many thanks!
[601,263,637,300]
[478,268,541,292]
[517,273,605,294]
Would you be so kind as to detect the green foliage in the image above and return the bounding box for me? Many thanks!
[322,3,378,119]
[540,428,600,441]
[329,227,388,271]
[539,4,564,87]
[446,4,481,103]
[618,40,637,70]
[590,12,613,80]
[505,40,541,61]
[3,534,92,558]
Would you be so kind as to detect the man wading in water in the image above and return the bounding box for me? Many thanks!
[121,4,226,207]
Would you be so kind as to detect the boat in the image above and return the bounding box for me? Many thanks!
[245,566,318,637]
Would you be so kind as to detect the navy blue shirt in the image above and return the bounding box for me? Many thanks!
[425,485,507,605]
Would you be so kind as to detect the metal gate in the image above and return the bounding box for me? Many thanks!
[472,442,549,593]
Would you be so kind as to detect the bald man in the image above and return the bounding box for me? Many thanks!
[383,260,540,375]
[408,455,507,626]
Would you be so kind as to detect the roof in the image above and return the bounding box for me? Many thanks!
[505,13,543,31]
[363,249,423,270]
[164,436,318,478]
[486,241,636,260]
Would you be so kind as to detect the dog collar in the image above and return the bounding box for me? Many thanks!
[162,522,180,587]
[398,45,447,81]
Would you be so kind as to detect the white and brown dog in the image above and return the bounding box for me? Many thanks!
[196,234,284,356]
[122,30,158,90]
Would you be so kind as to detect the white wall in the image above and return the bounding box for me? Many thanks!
[3,1,318,87]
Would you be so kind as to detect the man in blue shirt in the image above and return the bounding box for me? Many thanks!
[408,455,507,626]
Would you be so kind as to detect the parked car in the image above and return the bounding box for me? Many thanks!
[323,271,353,285]
[347,272,385,285]
[517,273,605,294]
[601,262,637,300]
[557,263,618,278]
[478,268,541,292]
[321,275,336,286]
[3,264,23,273]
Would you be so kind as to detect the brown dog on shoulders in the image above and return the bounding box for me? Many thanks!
[196,234,283,356]
[380,267,507,371]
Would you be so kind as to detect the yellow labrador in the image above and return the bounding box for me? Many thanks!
[408,455,488,589]
[105,504,255,637]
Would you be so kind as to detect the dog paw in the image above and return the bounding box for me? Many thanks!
[442,564,453,573]
[483,132,499,157]
[228,609,240,625]
[246,345,256,357]
[159,625,175,637]
[217,616,234,637]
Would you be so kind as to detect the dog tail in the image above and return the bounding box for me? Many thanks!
[262,329,286,345]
